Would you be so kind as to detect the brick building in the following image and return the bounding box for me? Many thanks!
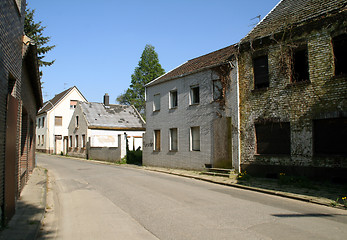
[143,45,239,170]
[0,0,43,225]
[237,0,347,181]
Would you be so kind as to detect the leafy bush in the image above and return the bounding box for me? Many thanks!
[126,150,142,165]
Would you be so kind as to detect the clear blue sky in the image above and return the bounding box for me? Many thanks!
[27,0,279,103]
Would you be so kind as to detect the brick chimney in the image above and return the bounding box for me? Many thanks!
[103,93,109,106]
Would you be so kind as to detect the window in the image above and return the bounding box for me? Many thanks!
[70,100,78,109]
[313,118,347,156]
[153,94,160,111]
[169,128,178,151]
[42,135,44,146]
[190,86,199,105]
[38,136,40,146]
[332,34,347,76]
[190,126,200,151]
[42,117,45,127]
[213,80,223,101]
[75,116,79,128]
[292,47,309,82]
[69,136,72,148]
[154,130,161,151]
[82,134,86,148]
[253,55,269,89]
[255,122,290,155]
[75,135,79,148]
[169,90,178,109]
[38,118,41,128]
[55,116,62,126]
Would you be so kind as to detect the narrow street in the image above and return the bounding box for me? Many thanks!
[37,154,347,240]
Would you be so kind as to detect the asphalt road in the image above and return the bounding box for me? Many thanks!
[37,154,347,240]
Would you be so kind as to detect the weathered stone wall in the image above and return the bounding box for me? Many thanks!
[238,15,347,178]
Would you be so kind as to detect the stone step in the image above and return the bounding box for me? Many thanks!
[207,168,233,174]
[200,171,230,178]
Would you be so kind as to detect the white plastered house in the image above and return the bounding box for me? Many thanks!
[36,86,87,154]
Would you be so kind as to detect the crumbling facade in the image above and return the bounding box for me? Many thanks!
[237,0,347,181]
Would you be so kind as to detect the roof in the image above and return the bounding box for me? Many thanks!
[37,86,86,115]
[146,44,237,87]
[242,0,347,42]
[22,35,43,109]
[80,102,145,130]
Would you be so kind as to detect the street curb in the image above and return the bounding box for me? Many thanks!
[35,167,48,240]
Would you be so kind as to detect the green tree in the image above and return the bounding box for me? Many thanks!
[24,7,55,77]
[117,44,165,117]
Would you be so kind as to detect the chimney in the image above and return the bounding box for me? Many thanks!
[103,93,109,106]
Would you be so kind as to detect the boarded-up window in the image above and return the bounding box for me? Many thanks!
[191,126,200,151]
[170,90,178,108]
[170,128,178,151]
[75,135,79,148]
[70,100,78,109]
[55,116,62,126]
[332,34,347,76]
[313,118,347,156]
[213,80,223,101]
[255,122,290,155]
[253,55,269,89]
[190,86,200,105]
[154,130,161,151]
[153,94,160,111]
[292,47,309,82]
[82,134,86,148]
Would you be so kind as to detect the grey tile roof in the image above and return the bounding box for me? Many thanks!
[146,44,237,87]
[80,102,145,129]
[242,0,347,42]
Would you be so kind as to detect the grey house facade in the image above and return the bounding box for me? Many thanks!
[68,95,145,162]
[143,45,240,171]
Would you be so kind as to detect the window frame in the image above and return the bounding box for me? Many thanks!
[153,93,161,111]
[55,116,62,126]
[153,130,161,152]
[190,126,200,151]
[169,128,178,151]
[291,46,309,83]
[190,85,200,105]
[169,90,178,109]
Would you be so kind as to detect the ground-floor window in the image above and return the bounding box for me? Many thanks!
[313,118,347,156]
[82,134,86,148]
[190,126,200,151]
[75,135,79,148]
[169,128,178,151]
[154,130,161,151]
[255,122,290,155]
[69,136,72,148]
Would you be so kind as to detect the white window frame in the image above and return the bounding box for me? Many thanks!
[190,126,200,151]
[190,85,200,105]
[169,128,178,151]
[169,90,178,109]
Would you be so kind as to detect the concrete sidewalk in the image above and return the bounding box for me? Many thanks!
[0,167,47,240]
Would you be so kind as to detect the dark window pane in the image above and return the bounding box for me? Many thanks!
[253,55,269,89]
[332,34,347,76]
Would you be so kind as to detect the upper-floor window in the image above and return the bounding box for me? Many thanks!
[75,116,79,128]
[55,116,62,126]
[153,94,160,111]
[213,80,223,101]
[38,118,41,128]
[332,34,347,76]
[253,55,269,89]
[154,130,161,151]
[190,126,200,151]
[42,117,45,127]
[70,100,78,109]
[255,122,291,155]
[169,90,178,109]
[190,86,199,105]
[292,46,309,83]
[169,128,178,151]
